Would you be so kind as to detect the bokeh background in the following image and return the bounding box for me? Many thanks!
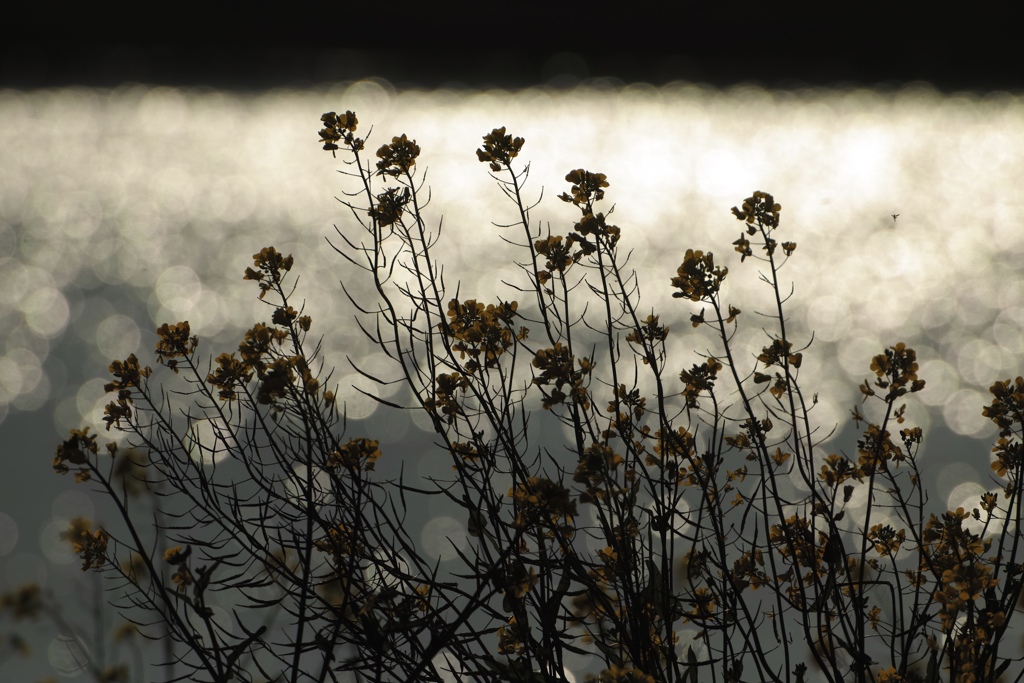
[3,4,1023,679]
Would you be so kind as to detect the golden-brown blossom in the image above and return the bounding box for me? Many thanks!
[671,249,727,301]
[423,372,470,423]
[245,247,295,299]
[257,357,296,405]
[574,442,625,500]
[679,358,721,410]
[104,354,151,393]
[0,583,42,619]
[440,298,521,374]
[476,127,525,172]
[496,616,527,656]
[319,111,362,155]
[375,134,420,177]
[155,321,197,371]
[990,436,1023,478]
[53,427,99,475]
[868,342,925,400]
[867,523,906,556]
[508,476,576,533]
[327,438,382,472]
[368,186,411,227]
[983,375,1024,437]
[534,235,577,274]
[532,342,592,410]
[207,352,253,401]
[102,397,133,431]
[558,169,609,206]
[731,190,781,229]
[163,545,191,565]
[626,314,669,348]
[60,517,109,572]
[758,338,802,369]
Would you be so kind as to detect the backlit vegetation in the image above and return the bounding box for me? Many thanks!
[5,108,1024,683]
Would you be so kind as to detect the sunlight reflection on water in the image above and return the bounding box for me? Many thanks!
[4,82,1024,604]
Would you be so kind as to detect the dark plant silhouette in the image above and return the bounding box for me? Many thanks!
[10,108,1024,683]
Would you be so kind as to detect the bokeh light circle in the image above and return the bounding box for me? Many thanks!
[155,265,202,314]
[805,295,852,343]
[942,388,992,437]
[187,417,236,466]
[48,634,90,677]
[22,287,70,338]
[364,549,409,593]
[335,373,380,421]
[40,518,76,565]
[0,511,18,556]
[917,359,961,407]
[431,650,465,683]
[421,515,468,563]
[95,314,141,361]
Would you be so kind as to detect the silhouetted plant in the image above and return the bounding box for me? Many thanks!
[18,108,1024,683]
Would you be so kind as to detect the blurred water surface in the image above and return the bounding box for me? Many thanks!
[2,79,1024,678]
